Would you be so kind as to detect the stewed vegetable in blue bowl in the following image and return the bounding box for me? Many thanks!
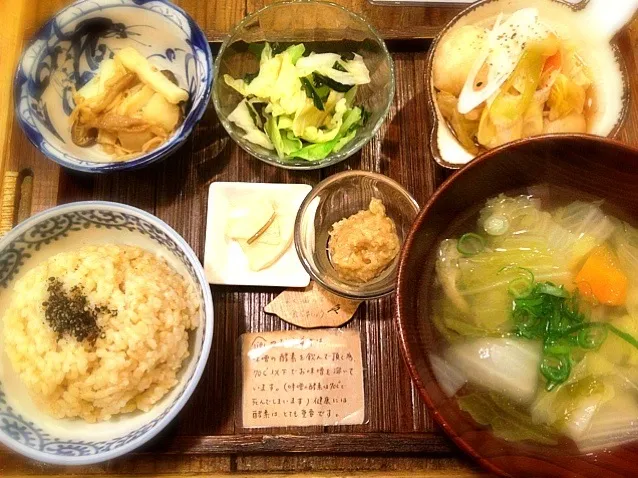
[14,0,213,173]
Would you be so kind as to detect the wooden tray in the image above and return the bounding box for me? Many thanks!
[1,0,638,474]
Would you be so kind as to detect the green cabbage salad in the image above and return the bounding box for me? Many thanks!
[431,194,638,452]
[224,42,371,161]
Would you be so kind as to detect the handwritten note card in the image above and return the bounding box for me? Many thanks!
[241,329,365,428]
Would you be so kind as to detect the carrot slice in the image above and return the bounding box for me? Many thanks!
[542,49,562,77]
[575,245,628,306]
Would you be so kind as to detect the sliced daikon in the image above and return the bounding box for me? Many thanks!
[141,93,182,133]
[445,338,541,403]
[457,8,550,114]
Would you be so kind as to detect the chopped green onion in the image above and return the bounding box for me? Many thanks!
[607,324,638,351]
[540,354,571,390]
[577,324,607,350]
[536,282,568,298]
[508,277,638,390]
[315,84,331,101]
[457,233,485,256]
[514,310,543,339]
[503,267,535,298]
[484,214,510,236]
[543,340,572,356]
[499,266,534,280]
[313,72,352,93]
[508,277,534,298]
[332,61,348,72]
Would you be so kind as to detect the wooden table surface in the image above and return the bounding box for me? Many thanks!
[1,1,637,477]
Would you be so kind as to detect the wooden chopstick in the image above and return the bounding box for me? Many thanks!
[0,170,18,236]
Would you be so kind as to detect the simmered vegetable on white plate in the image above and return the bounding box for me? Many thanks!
[433,8,594,153]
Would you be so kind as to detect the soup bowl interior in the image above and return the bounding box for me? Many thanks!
[14,0,213,173]
[396,136,638,477]
[0,202,213,465]
[427,0,630,168]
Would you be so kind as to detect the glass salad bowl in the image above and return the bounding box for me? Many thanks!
[212,0,395,170]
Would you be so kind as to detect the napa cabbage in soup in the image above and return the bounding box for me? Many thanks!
[430,190,638,452]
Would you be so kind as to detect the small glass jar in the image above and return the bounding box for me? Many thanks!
[295,170,419,299]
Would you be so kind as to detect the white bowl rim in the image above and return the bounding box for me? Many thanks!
[0,201,214,465]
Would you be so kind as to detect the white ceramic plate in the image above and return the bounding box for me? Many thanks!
[204,182,312,287]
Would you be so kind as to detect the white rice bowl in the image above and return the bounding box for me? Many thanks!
[3,244,199,423]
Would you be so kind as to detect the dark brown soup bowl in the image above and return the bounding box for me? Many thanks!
[395,135,638,478]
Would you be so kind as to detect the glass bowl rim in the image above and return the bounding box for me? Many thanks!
[212,0,396,171]
[294,170,420,299]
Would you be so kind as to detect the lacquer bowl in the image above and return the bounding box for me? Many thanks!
[0,202,214,465]
[427,0,636,168]
[14,0,213,173]
[395,136,638,477]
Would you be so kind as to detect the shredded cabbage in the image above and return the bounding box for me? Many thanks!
[223,74,250,96]
[227,99,274,150]
[224,43,370,160]
[296,53,370,85]
[531,355,617,440]
[573,394,638,452]
[552,201,616,245]
[434,193,638,450]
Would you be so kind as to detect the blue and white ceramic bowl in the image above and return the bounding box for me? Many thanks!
[0,202,214,465]
[14,0,213,173]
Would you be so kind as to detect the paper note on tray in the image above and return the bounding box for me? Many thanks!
[240,329,365,428]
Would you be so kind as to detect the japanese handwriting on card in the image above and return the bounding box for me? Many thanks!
[241,329,365,428]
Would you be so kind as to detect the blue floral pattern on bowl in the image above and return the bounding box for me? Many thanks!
[14,0,213,173]
[0,386,180,457]
[0,209,197,288]
[0,202,214,464]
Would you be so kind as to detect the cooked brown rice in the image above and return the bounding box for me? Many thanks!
[3,244,199,422]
